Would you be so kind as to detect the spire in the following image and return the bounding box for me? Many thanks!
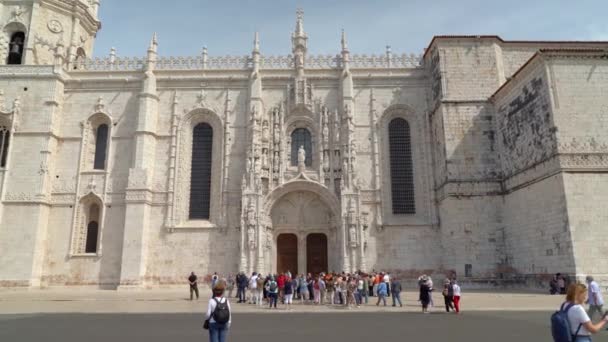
[341,29,348,52]
[149,32,158,53]
[295,8,305,37]
[253,31,260,54]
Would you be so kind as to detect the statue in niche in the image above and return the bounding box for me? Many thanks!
[334,112,341,144]
[262,121,270,142]
[350,141,357,166]
[273,152,280,172]
[251,105,259,122]
[246,157,252,172]
[262,150,269,169]
[254,157,261,174]
[246,201,256,227]
[334,150,341,171]
[265,232,272,250]
[349,225,357,246]
[247,225,256,250]
[298,145,306,168]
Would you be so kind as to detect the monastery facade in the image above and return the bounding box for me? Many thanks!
[0,0,607,288]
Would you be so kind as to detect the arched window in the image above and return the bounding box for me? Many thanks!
[0,125,10,167]
[85,204,100,253]
[189,123,213,219]
[74,48,86,70]
[290,128,312,166]
[93,124,108,170]
[7,32,25,65]
[388,118,415,214]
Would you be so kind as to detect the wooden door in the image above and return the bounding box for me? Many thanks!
[306,233,328,275]
[277,234,298,274]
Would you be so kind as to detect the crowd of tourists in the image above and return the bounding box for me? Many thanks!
[190,270,462,313]
[196,268,608,342]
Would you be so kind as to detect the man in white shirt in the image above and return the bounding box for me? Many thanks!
[383,272,391,297]
[586,275,604,320]
[249,272,259,304]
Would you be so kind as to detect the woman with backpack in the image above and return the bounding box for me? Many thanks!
[204,283,231,342]
[553,283,608,341]
[266,276,279,309]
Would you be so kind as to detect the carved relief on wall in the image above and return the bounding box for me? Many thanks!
[270,191,334,228]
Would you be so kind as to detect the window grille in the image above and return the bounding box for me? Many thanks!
[388,118,415,214]
[93,124,108,170]
[0,126,10,167]
[189,123,213,219]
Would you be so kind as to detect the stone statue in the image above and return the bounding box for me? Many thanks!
[262,121,269,142]
[248,225,256,250]
[247,202,256,226]
[246,157,252,172]
[262,150,269,169]
[349,225,357,246]
[298,145,306,167]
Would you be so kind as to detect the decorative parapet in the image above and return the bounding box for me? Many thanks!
[72,52,423,71]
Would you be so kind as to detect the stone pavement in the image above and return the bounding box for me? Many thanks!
[0,288,565,314]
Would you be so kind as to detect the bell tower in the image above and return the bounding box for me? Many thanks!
[0,0,101,66]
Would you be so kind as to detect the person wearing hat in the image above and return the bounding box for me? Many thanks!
[442,278,455,312]
[419,275,431,313]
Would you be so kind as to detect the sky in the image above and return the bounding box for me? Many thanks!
[93,0,608,58]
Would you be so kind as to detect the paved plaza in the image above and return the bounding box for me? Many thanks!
[2,289,608,341]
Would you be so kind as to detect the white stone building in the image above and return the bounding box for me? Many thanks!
[1,1,607,288]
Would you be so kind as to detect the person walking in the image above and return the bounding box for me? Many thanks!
[204,283,231,342]
[226,274,235,299]
[586,276,604,320]
[376,279,388,306]
[266,276,279,309]
[452,279,461,314]
[419,275,431,313]
[356,276,365,306]
[188,271,199,300]
[556,283,608,341]
[391,278,403,307]
[442,279,454,312]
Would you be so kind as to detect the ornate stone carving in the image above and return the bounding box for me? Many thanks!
[47,19,63,34]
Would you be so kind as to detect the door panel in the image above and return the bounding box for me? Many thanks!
[306,233,328,275]
[277,234,298,274]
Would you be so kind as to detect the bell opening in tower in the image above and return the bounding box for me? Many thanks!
[7,32,25,65]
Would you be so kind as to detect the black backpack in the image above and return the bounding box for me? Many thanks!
[212,298,230,324]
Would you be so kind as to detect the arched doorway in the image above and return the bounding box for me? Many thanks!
[307,233,328,275]
[277,234,298,274]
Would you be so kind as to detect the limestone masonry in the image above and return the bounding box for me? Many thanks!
[0,1,607,289]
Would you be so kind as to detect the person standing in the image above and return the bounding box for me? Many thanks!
[452,279,461,314]
[326,276,335,305]
[557,273,566,295]
[248,272,258,304]
[586,276,604,320]
[188,272,199,300]
[235,272,245,303]
[266,276,279,309]
[256,275,265,306]
[442,279,454,312]
[368,274,374,298]
[384,272,391,297]
[284,275,294,310]
[204,283,231,342]
[298,274,309,305]
[362,274,369,304]
[277,272,286,304]
[318,275,326,305]
[556,283,608,341]
[391,278,403,307]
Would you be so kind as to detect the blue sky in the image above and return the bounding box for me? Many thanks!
[94,0,608,57]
